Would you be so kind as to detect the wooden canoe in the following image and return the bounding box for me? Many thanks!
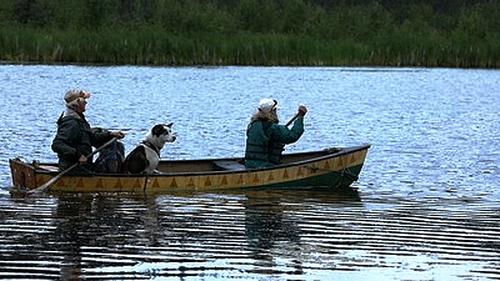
[9,145,370,193]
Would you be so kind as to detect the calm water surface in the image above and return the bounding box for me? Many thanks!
[0,65,499,280]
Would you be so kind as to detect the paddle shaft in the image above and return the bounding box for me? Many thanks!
[285,113,300,127]
[27,137,118,194]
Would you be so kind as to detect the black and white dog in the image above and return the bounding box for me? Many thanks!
[122,123,176,174]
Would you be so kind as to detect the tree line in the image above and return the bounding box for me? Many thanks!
[0,0,498,67]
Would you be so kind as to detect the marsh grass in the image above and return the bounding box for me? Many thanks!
[2,27,496,67]
[0,0,498,67]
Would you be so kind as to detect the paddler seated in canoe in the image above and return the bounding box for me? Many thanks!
[245,98,307,169]
[51,89,125,174]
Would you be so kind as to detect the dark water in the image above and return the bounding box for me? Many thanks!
[0,65,499,280]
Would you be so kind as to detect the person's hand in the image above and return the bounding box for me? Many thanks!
[78,155,87,164]
[298,105,308,116]
[110,131,125,139]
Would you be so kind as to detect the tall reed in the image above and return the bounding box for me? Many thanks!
[1,27,496,67]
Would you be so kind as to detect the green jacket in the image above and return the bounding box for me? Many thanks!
[51,112,111,170]
[245,117,304,169]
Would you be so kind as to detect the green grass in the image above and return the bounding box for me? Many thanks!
[0,26,498,68]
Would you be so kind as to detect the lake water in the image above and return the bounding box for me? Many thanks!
[0,65,499,280]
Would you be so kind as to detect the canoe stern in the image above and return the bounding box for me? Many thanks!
[9,158,37,189]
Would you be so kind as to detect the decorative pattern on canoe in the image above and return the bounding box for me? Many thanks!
[145,149,366,192]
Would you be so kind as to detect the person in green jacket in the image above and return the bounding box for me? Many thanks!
[245,98,308,169]
[51,89,124,173]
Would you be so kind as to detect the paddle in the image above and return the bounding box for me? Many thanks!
[27,137,118,194]
[285,113,300,127]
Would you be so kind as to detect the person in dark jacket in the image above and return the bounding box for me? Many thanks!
[245,98,307,169]
[51,89,124,173]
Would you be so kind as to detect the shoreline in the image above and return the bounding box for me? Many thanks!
[0,60,497,70]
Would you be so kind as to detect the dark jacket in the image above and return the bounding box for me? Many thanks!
[51,111,111,170]
[245,117,304,169]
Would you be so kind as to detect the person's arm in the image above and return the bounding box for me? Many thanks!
[91,128,124,146]
[269,117,304,144]
[269,105,307,144]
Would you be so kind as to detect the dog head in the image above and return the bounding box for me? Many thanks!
[146,123,176,150]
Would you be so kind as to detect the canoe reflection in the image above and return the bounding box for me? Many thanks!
[5,187,361,279]
[243,188,360,274]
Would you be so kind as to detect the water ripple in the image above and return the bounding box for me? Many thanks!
[1,66,500,279]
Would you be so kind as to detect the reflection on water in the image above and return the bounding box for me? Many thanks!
[1,188,499,280]
[0,65,499,280]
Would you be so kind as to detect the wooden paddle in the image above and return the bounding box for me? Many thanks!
[27,137,118,194]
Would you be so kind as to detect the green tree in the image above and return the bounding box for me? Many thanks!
[237,0,279,33]
[281,0,308,33]
[12,0,50,26]
[0,1,15,25]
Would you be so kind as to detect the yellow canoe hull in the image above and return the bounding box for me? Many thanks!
[10,145,370,193]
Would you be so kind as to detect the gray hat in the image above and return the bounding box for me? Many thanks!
[64,89,91,104]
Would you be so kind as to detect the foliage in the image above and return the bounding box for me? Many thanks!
[0,0,498,67]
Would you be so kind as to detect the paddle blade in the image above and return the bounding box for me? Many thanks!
[27,177,59,194]
[27,162,78,195]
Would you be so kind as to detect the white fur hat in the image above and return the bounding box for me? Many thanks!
[258,98,279,112]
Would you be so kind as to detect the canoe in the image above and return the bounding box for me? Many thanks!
[9,145,370,193]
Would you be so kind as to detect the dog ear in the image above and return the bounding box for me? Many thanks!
[152,124,166,136]
[166,122,173,128]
